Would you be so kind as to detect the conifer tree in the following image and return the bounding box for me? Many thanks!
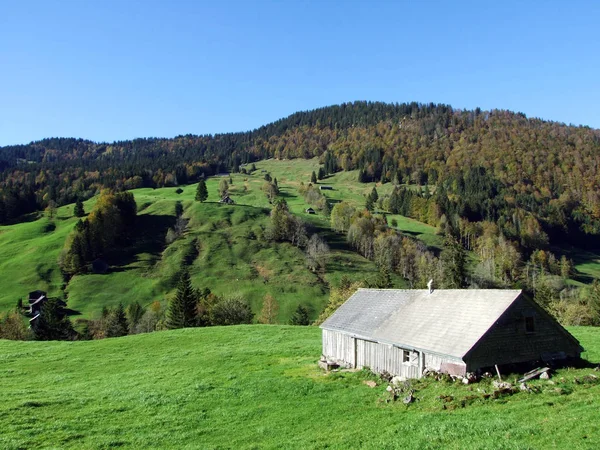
[440,236,466,288]
[74,198,85,217]
[289,304,310,326]
[166,271,198,329]
[311,171,317,184]
[370,186,379,203]
[195,179,208,202]
[105,303,129,337]
[32,299,76,341]
[318,167,326,180]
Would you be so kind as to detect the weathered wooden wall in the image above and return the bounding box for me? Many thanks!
[322,329,355,368]
[322,329,424,378]
[465,296,582,371]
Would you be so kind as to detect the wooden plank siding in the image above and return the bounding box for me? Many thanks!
[464,296,582,371]
[322,329,356,368]
[323,329,422,378]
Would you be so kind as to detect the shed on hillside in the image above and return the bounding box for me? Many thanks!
[28,290,46,303]
[320,289,582,378]
[219,196,235,205]
[319,185,333,190]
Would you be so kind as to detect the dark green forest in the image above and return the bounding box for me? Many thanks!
[1,101,600,247]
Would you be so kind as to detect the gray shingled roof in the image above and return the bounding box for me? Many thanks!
[320,289,522,358]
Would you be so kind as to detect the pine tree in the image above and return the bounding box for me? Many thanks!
[318,167,326,180]
[195,179,208,202]
[105,303,129,337]
[370,186,379,203]
[289,304,310,325]
[166,271,198,329]
[311,171,317,184]
[32,299,76,341]
[365,195,374,212]
[74,198,85,217]
[389,188,401,214]
[440,236,466,288]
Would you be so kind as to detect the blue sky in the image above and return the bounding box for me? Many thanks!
[1,0,599,145]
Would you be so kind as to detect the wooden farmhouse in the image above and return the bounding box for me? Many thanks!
[320,289,583,378]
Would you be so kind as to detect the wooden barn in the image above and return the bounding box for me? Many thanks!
[320,289,583,378]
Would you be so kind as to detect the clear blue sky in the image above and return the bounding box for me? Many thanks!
[1,0,599,145]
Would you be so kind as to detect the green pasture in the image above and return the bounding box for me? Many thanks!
[0,325,598,449]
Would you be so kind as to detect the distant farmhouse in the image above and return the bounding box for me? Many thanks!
[305,207,316,214]
[28,290,47,316]
[219,196,235,205]
[320,288,582,379]
[25,290,67,326]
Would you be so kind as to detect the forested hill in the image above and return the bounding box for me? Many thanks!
[2,101,600,244]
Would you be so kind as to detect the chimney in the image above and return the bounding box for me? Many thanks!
[427,279,434,294]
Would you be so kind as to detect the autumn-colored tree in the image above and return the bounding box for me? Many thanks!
[258,294,279,324]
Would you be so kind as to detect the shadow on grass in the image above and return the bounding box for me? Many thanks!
[102,214,175,272]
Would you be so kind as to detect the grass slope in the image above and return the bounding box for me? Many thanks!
[0,166,395,320]
[0,326,599,449]
[2,157,598,320]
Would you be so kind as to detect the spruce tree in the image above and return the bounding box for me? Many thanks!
[195,179,208,202]
[74,198,85,217]
[311,171,317,184]
[318,167,326,180]
[289,304,310,325]
[370,186,379,203]
[166,271,198,329]
[105,303,129,337]
[32,299,76,341]
[440,236,466,288]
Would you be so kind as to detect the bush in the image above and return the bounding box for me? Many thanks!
[0,310,32,340]
[210,296,254,325]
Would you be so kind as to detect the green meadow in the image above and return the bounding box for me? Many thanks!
[0,325,598,449]
[0,160,403,321]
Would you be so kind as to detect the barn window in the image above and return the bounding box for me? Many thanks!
[525,316,535,333]
[403,350,410,363]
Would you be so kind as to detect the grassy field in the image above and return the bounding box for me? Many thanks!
[0,325,598,449]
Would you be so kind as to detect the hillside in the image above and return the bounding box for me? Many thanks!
[1,325,599,449]
[0,159,412,320]
[3,157,600,326]
[2,102,600,246]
